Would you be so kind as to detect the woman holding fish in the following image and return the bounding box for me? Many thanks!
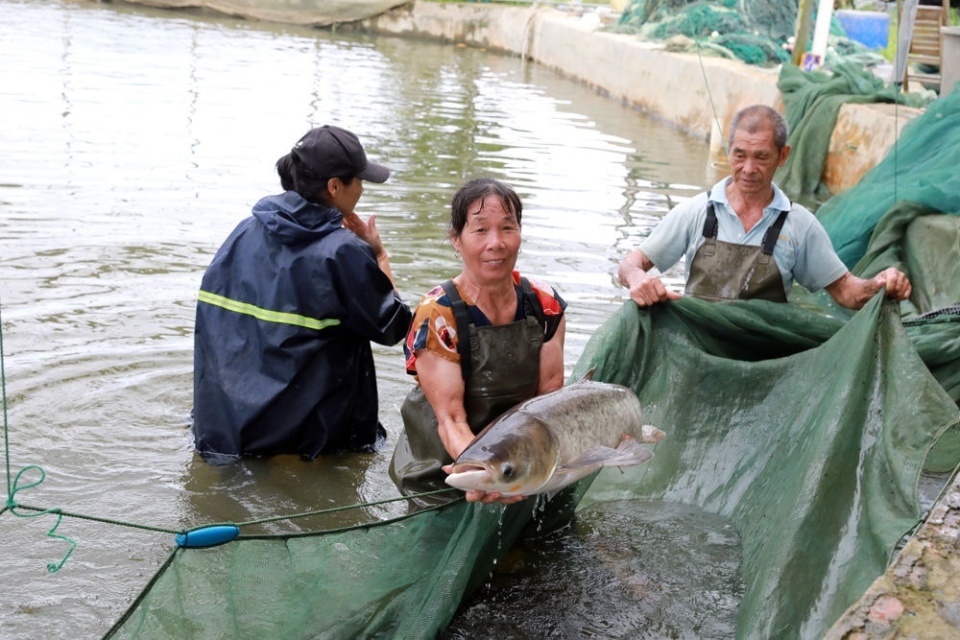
[390,178,567,505]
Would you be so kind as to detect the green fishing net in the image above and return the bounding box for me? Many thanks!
[775,63,937,202]
[609,0,869,66]
[574,293,959,639]
[107,202,960,636]
[816,86,960,271]
[106,287,959,639]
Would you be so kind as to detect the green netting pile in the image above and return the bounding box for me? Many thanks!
[816,85,960,274]
[608,0,877,66]
[775,63,937,203]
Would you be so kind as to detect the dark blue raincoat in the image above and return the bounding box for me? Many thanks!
[192,191,412,461]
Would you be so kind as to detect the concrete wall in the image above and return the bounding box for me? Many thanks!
[352,2,781,144]
[352,1,917,196]
[827,102,923,193]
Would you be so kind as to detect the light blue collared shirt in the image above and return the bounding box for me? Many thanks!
[640,179,848,297]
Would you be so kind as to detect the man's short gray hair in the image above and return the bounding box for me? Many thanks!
[728,105,789,151]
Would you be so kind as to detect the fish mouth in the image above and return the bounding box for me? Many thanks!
[450,462,486,474]
[444,464,493,491]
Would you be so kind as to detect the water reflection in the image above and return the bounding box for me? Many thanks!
[179,453,406,534]
[0,0,711,637]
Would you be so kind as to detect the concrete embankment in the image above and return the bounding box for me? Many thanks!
[826,477,960,639]
[350,1,922,196]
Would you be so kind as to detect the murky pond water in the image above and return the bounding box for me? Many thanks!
[444,501,744,639]
[0,1,731,637]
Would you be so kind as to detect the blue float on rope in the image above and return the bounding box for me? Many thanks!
[175,525,240,548]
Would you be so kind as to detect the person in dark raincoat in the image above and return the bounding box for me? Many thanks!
[192,125,413,462]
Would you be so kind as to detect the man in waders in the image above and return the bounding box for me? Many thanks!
[618,104,912,309]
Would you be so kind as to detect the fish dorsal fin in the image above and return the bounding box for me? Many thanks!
[580,367,596,382]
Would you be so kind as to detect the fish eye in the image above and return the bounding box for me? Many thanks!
[501,463,514,478]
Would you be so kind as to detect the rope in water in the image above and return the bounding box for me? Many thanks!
[0,302,71,570]
[2,297,11,503]
[10,486,456,534]
[1,300,82,571]
[0,298,457,567]
[230,488,457,529]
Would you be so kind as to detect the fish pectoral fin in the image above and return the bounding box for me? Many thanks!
[541,439,657,500]
[542,465,605,499]
[613,436,655,464]
[567,438,654,469]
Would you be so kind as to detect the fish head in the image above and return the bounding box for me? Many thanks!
[445,413,560,497]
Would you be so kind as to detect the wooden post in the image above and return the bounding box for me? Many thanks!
[793,0,816,67]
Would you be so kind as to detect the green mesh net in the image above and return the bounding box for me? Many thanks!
[573,295,959,639]
[775,63,936,203]
[816,86,960,271]
[610,0,879,66]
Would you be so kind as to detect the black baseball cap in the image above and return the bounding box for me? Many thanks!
[291,125,390,183]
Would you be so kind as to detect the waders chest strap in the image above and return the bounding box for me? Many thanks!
[440,277,546,382]
[702,202,790,263]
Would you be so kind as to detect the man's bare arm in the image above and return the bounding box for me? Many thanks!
[618,249,682,307]
[824,267,912,310]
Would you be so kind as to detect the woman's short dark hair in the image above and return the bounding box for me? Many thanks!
[275,153,354,205]
[449,178,523,237]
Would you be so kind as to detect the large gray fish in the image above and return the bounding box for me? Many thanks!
[445,372,664,498]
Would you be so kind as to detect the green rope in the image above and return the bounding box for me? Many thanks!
[7,466,78,573]
[1,297,12,501]
[10,461,456,533]
[10,467,456,534]
[12,505,180,535]
[1,303,79,572]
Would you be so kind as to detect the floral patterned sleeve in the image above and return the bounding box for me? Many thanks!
[403,285,460,375]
